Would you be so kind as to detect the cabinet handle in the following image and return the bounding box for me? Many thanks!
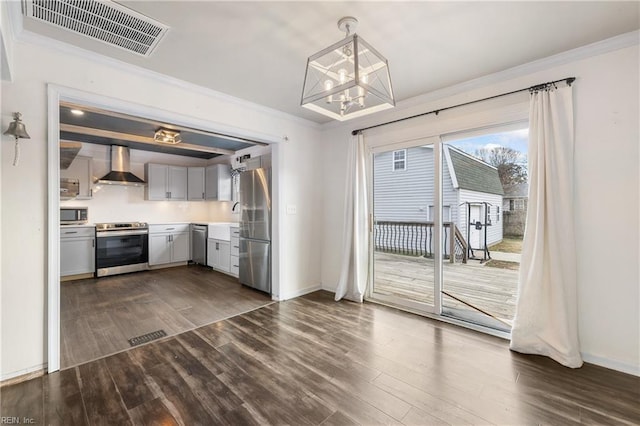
[90,189,93,197]
[216,242,219,250]
[64,231,78,234]
[233,246,239,249]
[169,191,172,198]
[166,228,175,231]
[202,192,205,199]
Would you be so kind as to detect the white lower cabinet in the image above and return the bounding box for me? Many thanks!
[230,226,240,277]
[60,227,95,277]
[207,238,230,273]
[149,224,190,266]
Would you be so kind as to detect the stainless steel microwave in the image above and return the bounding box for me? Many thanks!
[60,207,88,225]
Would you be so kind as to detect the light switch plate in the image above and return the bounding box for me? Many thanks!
[286,205,297,215]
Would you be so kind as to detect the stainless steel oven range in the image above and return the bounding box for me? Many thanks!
[95,222,149,277]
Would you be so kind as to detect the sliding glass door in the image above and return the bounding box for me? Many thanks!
[368,123,527,333]
[369,137,441,315]
[440,126,527,331]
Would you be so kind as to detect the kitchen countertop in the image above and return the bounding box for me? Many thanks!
[64,222,240,227]
[146,222,238,225]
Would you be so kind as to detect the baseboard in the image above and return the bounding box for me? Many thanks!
[581,352,640,377]
[61,272,94,282]
[1,364,47,387]
[275,283,322,301]
[148,261,188,270]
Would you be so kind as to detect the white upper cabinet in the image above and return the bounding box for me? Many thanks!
[187,167,206,201]
[205,164,231,201]
[145,163,188,201]
[168,166,188,200]
[60,155,93,199]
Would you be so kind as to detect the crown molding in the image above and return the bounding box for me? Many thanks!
[323,29,640,132]
[6,3,321,131]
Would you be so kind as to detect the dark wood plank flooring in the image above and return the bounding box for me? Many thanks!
[2,291,639,425]
[61,265,272,368]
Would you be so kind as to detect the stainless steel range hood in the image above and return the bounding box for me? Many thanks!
[97,146,145,186]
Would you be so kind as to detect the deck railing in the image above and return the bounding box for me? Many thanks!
[374,221,467,263]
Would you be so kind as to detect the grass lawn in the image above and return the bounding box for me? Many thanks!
[485,259,520,271]
[489,237,523,253]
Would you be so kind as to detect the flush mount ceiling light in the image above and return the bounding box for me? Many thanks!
[154,128,181,145]
[301,16,395,121]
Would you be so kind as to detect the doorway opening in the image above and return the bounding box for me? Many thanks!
[48,86,282,372]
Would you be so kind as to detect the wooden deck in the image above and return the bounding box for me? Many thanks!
[373,252,518,324]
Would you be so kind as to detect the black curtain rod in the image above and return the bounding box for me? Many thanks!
[351,77,576,136]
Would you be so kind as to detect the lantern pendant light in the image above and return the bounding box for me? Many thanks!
[301,17,395,121]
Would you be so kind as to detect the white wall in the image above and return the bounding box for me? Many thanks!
[1,38,323,380]
[321,39,639,374]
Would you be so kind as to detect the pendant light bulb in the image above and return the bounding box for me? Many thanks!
[324,80,334,104]
[338,69,348,85]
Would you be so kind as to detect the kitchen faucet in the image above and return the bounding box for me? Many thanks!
[232,201,239,212]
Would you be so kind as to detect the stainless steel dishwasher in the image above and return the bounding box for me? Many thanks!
[191,224,208,265]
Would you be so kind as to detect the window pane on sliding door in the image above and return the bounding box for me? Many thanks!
[441,127,528,331]
[371,142,435,313]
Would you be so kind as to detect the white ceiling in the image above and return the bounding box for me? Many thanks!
[18,1,640,124]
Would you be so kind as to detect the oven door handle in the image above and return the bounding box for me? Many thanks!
[96,230,149,237]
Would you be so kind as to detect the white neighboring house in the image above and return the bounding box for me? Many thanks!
[374,145,504,252]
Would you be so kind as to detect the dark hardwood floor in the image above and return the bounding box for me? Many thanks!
[61,265,272,368]
[2,291,639,425]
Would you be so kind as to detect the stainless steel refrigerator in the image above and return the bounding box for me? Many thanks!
[239,166,271,293]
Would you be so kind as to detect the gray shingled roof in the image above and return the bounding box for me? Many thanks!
[447,147,504,195]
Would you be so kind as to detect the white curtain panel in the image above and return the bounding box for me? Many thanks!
[335,133,369,303]
[510,85,583,368]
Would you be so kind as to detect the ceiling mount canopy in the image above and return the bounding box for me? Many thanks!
[301,16,395,121]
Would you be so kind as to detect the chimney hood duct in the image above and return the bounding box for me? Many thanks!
[97,145,145,186]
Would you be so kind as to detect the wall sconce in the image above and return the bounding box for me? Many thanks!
[4,112,31,166]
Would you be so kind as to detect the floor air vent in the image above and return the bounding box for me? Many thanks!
[128,330,167,347]
[22,0,169,56]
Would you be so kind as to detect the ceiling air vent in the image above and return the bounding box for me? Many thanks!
[22,0,169,57]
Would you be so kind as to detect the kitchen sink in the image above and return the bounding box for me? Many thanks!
[207,222,238,241]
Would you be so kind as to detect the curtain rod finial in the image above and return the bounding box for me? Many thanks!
[566,77,576,86]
